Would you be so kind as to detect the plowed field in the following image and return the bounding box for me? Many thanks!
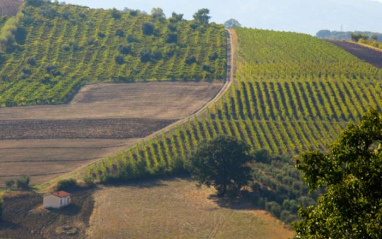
[0,82,223,185]
[327,40,382,68]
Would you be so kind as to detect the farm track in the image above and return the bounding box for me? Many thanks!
[326,40,382,68]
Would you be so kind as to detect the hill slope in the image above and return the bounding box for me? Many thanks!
[84,28,382,223]
[0,0,226,106]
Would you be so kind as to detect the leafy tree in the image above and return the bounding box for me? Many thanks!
[371,35,378,41]
[151,8,165,20]
[56,178,78,191]
[351,33,369,42]
[224,19,241,29]
[165,33,178,43]
[16,176,30,190]
[142,22,155,35]
[5,179,15,190]
[170,12,183,23]
[316,30,331,39]
[294,108,382,239]
[140,48,151,62]
[193,8,211,25]
[111,8,121,19]
[188,135,253,196]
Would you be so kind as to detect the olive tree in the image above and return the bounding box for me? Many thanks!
[294,108,382,239]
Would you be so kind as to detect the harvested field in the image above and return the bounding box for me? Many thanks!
[0,82,223,185]
[0,189,94,239]
[327,40,382,68]
[87,178,295,239]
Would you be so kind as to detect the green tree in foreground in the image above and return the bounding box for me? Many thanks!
[188,136,252,196]
[294,108,382,239]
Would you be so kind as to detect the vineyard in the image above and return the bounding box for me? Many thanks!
[84,27,382,222]
[0,1,226,106]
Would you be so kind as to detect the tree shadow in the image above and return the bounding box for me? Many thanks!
[0,220,21,230]
[208,190,259,211]
[47,204,81,216]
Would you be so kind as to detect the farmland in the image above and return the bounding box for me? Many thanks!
[87,178,294,239]
[85,28,382,223]
[0,1,226,106]
[0,82,223,185]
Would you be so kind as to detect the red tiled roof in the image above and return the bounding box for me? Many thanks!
[51,191,71,198]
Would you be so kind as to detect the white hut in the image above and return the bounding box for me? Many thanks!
[43,191,71,209]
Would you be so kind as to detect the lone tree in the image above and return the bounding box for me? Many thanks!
[193,8,211,25]
[224,19,241,29]
[293,108,382,239]
[188,136,252,197]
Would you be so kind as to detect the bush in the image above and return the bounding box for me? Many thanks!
[83,176,94,186]
[142,22,155,35]
[98,32,105,38]
[167,23,177,32]
[56,178,78,191]
[21,66,32,75]
[119,44,131,54]
[16,176,30,190]
[165,33,178,43]
[111,8,121,19]
[185,55,196,64]
[209,52,218,61]
[152,50,163,60]
[115,29,124,37]
[5,179,15,190]
[115,54,125,64]
[140,48,151,62]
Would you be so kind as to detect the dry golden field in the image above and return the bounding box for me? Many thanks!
[87,178,295,239]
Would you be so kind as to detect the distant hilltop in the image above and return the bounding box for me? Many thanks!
[0,0,23,17]
[316,30,382,42]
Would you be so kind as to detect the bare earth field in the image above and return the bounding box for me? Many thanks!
[0,82,223,185]
[87,178,295,239]
[327,40,382,69]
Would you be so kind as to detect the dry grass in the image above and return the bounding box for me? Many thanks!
[0,82,223,186]
[87,178,295,239]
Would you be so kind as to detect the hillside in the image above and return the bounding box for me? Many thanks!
[0,0,226,107]
[83,28,382,223]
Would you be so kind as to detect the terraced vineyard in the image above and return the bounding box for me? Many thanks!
[84,28,382,222]
[0,1,226,106]
[89,28,382,179]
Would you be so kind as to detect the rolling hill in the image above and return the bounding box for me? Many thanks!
[0,0,226,107]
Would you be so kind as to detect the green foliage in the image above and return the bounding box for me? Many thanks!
[188,136,253,196]
[5,179,15,190]
[16,176,30,190]
[0,1,226,107]
[224,19,241,29]
[351,32,370,42]
[193,8,211,25]
[142,22,155,35]
[293,108,382,238]
[56,178,78,191]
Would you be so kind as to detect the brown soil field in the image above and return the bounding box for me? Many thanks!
[0,189,94,239]
[87,178,295,239]
[0,82,223,186]
[326,40,382,69]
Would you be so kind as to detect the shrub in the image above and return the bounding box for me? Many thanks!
[16,176,30,190]
[115,54,125,64]
[185,55,196,64]
[115,29,124,37]
[111,8,121,19]
[119,44,131,54]
[152,50,163,60]
[62,43,71,51]
[140,48,151,62]
[83,176,94,187]
[98,32,105,38]
[56,178,78,191]
[21,66,32,75]
[209,52,218,61]
[5,179,15,190]
[142,22,154,35]
[167,23,177,32]
[165,33,178,43]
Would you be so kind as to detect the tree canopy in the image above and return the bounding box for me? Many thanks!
[193,8,211,25]
[293,108,382,239]
[188,136,253,196]
[224,19,241,29]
